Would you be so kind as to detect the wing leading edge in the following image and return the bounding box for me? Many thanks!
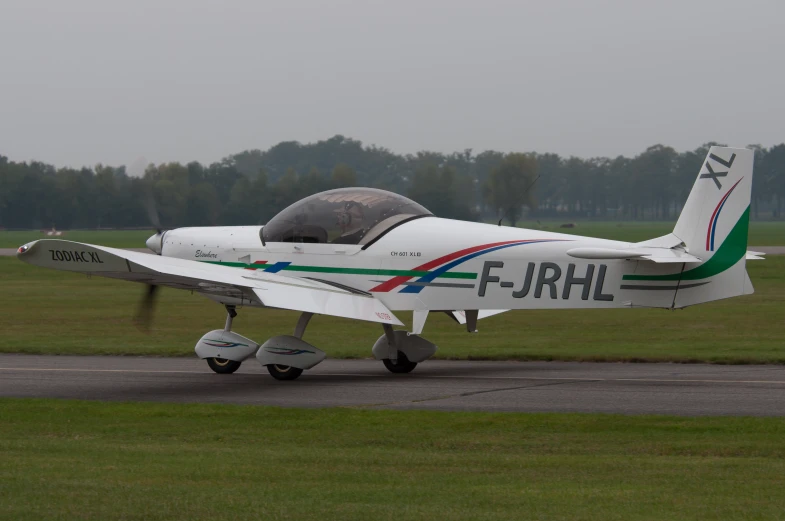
[16,239,403,326]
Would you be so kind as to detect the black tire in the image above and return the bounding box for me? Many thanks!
[267,364,304,381]
[382,351,418,374]
[206,357,242,374]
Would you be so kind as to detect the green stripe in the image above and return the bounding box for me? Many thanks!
[623,206,749,281]
[204,261,477,280]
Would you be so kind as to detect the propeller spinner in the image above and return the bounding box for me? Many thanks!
[145,231,166,255]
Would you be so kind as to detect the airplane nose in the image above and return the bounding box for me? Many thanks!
[146,233,164,254]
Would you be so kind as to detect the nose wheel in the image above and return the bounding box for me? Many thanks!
[267,364,304,381]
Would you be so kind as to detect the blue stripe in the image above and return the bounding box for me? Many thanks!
[263,261,291,273]
[710,197,731,251]
[399,240,560,294]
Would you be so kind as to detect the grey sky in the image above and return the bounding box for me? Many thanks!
[1,0,783,168]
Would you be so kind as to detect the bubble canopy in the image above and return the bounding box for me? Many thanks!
[262,188,432,246]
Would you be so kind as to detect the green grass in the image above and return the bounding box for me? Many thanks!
[0,255,783,363]
[2,399,785,521]
[1,221,782,249]
[515,220,785,245]
[0,229,154,248]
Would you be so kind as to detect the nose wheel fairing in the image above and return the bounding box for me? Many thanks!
[194,330,259,363]
[256,336,326,370]
[195,308,324,380]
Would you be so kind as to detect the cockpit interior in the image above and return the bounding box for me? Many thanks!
[261,188,432,247]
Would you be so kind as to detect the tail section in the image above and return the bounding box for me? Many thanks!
[673,147,753,261]
[625,147,755,308]
[671,146,754,306]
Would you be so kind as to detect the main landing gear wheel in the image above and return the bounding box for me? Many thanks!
[207,357,242,374]
[267,364,304,381]
[383,351,418,374]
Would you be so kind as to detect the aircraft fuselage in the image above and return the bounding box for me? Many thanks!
[160,217,686,311]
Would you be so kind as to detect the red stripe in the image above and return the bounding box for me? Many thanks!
[705,178,742,250]
[370,240,531,292]
[244,260,268,270]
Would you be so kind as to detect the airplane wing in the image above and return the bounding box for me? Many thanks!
[16,239,403,326]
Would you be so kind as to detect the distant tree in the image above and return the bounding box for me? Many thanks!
[748,145,768,219]
[408,164,476,220]
[223,171,272,225]
[94,164,119,228]
[629,145,678,219]
[2,137,784,230]
[761,144,785,218]
[485,153,538,226]
[273,168,302,210]
[331,163,357,187]
[303,167,329,195]
[186,182,220,226]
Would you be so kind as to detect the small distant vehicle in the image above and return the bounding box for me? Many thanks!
[17,147,763,380]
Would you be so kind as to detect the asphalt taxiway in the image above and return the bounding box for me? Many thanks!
[2,354,784,416]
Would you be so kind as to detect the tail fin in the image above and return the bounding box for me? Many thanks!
[674,146,753,259]
[671,146,754,306]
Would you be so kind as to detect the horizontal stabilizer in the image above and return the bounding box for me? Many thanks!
[746,251,766,260]
[566,247,702,263]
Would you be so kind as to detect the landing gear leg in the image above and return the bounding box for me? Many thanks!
[206,305,242,374]
[264,312,313,381]
[380,324,418,374]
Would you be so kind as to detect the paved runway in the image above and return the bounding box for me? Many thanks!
[2,354,785,416]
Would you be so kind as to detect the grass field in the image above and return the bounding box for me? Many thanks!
[0,254,783,363]
[1,221,783,249]
[2,399,784,521]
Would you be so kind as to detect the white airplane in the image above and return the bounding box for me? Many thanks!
[17,146,763,380]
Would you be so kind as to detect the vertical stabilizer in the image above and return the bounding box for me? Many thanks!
[670,147,754,307]
[673,147,753,261]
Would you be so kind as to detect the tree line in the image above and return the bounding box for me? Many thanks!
[1,135,783,230]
